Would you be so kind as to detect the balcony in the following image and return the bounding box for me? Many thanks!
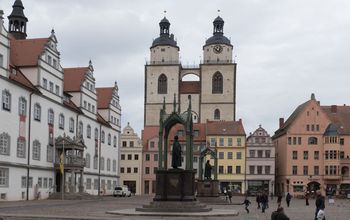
[323,175,341,180]
[145,60,180,65]
[54,155,85,170]
[201,60,234,65]
[340,158,350,165]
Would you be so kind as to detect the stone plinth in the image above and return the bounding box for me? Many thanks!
[196,180,220,197]
[136,200,212,212]
[153,169,196,201]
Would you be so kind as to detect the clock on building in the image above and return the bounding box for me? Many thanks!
[213,45,223,54]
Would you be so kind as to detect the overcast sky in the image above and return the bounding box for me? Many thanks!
[1,0,350,137]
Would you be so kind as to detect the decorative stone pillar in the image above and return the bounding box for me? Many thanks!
[70,170,75,193]
[79,171,84,193]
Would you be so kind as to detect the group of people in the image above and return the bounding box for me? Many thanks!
[256,192,270,213]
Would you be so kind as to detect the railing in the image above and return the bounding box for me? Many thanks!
[201,60,234,64]
[145,60,180,65]
[55,155,85,167]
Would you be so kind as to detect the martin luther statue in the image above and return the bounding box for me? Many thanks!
[204,160,212,180]
[172,136,182,169]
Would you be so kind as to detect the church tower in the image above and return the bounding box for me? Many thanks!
[144,17,180,126]
[200,16,236,122]
[8,0,28,40]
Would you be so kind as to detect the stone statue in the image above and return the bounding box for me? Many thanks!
[171,135,182,169]
[204,160,212,180]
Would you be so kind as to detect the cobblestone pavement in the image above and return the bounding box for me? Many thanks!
[0,195,349,220]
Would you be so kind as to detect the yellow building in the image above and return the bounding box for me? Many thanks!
[206,120,246,194]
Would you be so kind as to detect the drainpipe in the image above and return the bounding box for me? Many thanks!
[98,124,102,196]
[26,91,34,200]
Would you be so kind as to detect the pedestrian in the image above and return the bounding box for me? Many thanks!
[227,189,232,203]
[285,192,292,207]
[275,207,290,220]
[315,190,325,220]
[270,192,274,200]
[277,193,282,207]
[256,193,261,209]
[242,197,251,213]
[223,188,228,201]
[317,207,325,220]
[261,193,268,213]
[305,191,310,206]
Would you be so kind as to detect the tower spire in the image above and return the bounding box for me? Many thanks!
[8,0,28,39]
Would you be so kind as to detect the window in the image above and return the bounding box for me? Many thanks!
[288,137,291,145]
[293,137,296,145]
[249,150,255,158]
[154,154,158,161]
[237,138,242,146]
[0,133,11,155]
[340,138,344,145]
[83,101,87,108]
[236,152,242,159]
[53,59,57,68]
[86,178,92,190]
[69,118,74,133]
[2,90,11,111]
[257,150,263,158]
[127,167,131,173]
[316,124,320,131]
[214,109,220,120]
[145,167,150,174]
[93,156,98,169]
[113,160,116,172]
[107,159,111,171]
[108,134,111,145]
[94,128,98,140]
[292,166,298,175]
[32,140,41,160]
[113,136,117,147]
[48,55,52,64]
[18,97,27,116]
[87,125,91,138]
[55,85,59,95]
[128,154,132,160]
[101,131,105,143]
[34,103,41,121]
[219,138,224,146]
[88,103,91,111]
[193,130,199,137]
[47,145,53,162]
[49,178,53,188]
[59,114,64,129]
[292,151,298,160]
[17,138,26,158]
[43,178,48,188]
[308,137,318,145]
[265,150,271,158]
[85,154,90,168]
[100,157,104,170]
[42,78,47,89]
[49,82,54,92]
[219,152,224,159]
[298,137,302,145]
[236,166,241,174]
[48,109,54,125]
[121,154,125,160]
[219,166,224,174]
[146,154,150,161]
[122,141,127,147]
[303,151,309,160]
[212,72,223,93]
[158,74,167,94]
[78,121,83,137]
[130,141,134,147]
[314,166,319,175]
[311,124,315,131]
[92,105,95,113]
[227,152,233,159]
[314,151,319,160]
[120,167,125,173]
[265,166,271,174]
[227,166,233,174]
[257,166,263,174]
[0,54,3,67]
[94,179,98,190]
[249,166,255,174]
[210,138,216,146]
[228,138,232,146]
[0,168,9,187]
[303,166,308,175]
[134,167,138,173]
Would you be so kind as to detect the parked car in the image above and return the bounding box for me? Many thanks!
[113,186,131,197]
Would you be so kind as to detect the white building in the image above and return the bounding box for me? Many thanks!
[0,0,121,201]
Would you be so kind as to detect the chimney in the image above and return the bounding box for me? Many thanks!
[331,105,337,113]
[279,118,284,128]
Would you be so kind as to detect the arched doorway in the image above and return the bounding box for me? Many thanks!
[307,181,321,197]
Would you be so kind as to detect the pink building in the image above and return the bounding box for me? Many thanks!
[273,94,350,197]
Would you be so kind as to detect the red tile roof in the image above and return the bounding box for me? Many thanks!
[180,81,200,94]
[10,38,49,67]
[96,87,113,109]
[8,66,39,92]
[141,126,159,148]
[206,120,246,136]
[63,99,82,113]
[97,113,111,127]
[322,105,350,135]
[63,67,88,92]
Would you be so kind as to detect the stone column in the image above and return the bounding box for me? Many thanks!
[79,171,84,193]
[70,170,75,193]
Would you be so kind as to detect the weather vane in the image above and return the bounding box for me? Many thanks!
[217,9,221,15]
[164,10,167,17]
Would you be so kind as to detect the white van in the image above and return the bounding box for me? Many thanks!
[113,186,131,197]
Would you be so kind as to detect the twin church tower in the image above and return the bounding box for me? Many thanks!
[144,16,237,126]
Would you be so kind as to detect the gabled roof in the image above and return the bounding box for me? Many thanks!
[8,66,39,92]
[10,38,48,67]
[322,105,350,135]
[63,67,88,92]
[63,99,82,114]
[97,113,111,128]
[141,126,159,148]
[206,120,246,136]
[96,87,113,109]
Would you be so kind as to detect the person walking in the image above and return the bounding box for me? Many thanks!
[227,189,233,203]
[316,207,325,220]
[261,193,268,213]
[277,193,282,207]
[315,190,325,220]
[275,207,290,220]
[242,197,251,213]
[256,193,261,209]
[285,192,292,207]
[305,191,310,206]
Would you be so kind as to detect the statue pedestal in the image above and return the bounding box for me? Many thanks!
[154,169,196,201]
[196,180,220,197]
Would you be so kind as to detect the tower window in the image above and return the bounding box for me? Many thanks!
[158,74,167,94]
[214,109,220,120]
[212,72,223,94]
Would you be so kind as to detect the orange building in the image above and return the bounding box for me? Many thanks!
[273,94,350,197]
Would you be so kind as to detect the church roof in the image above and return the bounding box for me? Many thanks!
[8,0,27,20]
[10,38,48,66]
[63,67,89,92]
[96,87,113,109]
[205,34,231,47]
[151,34,178,48]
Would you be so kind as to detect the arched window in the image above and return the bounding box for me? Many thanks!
[93,156,98,169]
[48,109,54,125]
[18,97,27,116]
[214,109,220,120]
[17,137,26,158]
[87,125,91,138]
[59,114,65,129]
[85,153,91,168]
[32,140,41,160]
[34,103,41,121]
[78,121,83,137]
[101,131,105,143]
[308,137,318,145]
[100,157,105,170]
[107,158,111,171]
[0,133,10,155]
[94,128,98,140]
[2,90,11,111]
[69,118,74,133]
[108,133,111,145]
[212,72,223,94]
[113,136,117,148]
[113,159,117,172]
[158,74,167,94]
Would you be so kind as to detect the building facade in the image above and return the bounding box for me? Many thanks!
[119,123,142,195]
[0,0,121,201]
[246,125,275,195]
[273,94,350,197]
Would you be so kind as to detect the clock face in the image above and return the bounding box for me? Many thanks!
[213,45,223,54]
